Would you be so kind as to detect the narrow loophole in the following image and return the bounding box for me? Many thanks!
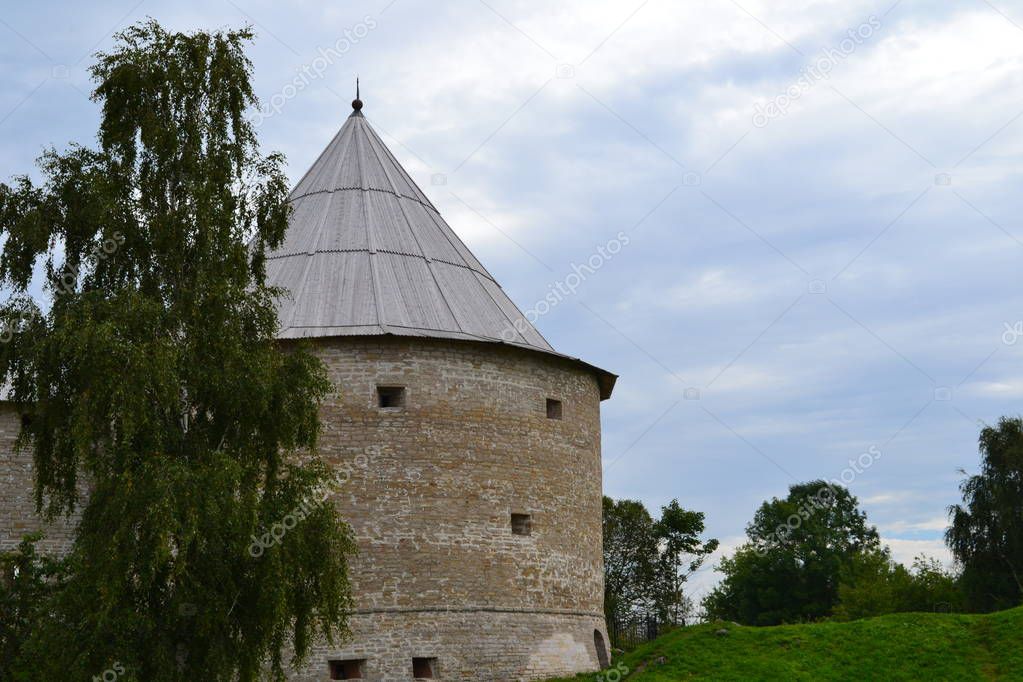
[412,657,437,679]
[329,659,365,679]
[511,513,532,536]
[377,386,406,408]
[546,398,563,420]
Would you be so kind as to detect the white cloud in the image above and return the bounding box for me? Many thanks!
[965,380,1023,398]
[883,537,954,570]
[880,516,949,534]
[861,490,918,506]
[661,269,765,309]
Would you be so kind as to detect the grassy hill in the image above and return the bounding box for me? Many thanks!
[548,607,1023,681]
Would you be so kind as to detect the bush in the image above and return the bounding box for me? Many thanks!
[833,552,965,621]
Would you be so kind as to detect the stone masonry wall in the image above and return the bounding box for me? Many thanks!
[0,407,78,554]
[291,336,608,680]
[294,611,607,682]
[0,335,609,680]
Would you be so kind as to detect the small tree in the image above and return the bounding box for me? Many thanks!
[602,496,659,624]
[653,500,718,625]
[602,496,717,627]
[947,416,1023,612]
[0,21,355,681]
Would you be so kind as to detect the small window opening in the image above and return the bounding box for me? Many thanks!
[412,657,437,679]
[329,659,365,680]
[20,413,32,430]
[377,386,406,409]
[511,513,532,536]
[546,398,563,420]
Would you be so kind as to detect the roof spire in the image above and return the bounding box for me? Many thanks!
[351,77,363,114]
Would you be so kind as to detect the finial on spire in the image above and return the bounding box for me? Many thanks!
[352,77,363,112]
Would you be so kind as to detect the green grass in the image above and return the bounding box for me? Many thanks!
[547,607,1023,681]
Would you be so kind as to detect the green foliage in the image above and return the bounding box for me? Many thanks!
[831,548,911,621]
[653,500,718,625]
[0,21,355,681]
[603,497,660,623]
[907,555,966,612]
[602,497,717,626]
[703,481,880,625]
[544,607,1023,682]
[947,416,1023,612]
[0,534,65,682]
[833,552,965,621]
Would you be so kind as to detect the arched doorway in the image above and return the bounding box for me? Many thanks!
[593,629,610,669]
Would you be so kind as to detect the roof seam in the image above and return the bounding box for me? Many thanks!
[264,250,497,281]
[290,185,439,214]
[285,167,340,331]
[470,270,536,347]
[285,127,355,330]
[361,119,465,335]
[287,124,347,200]
[363,114,439,211]
[418,196,497,282]
[354,124,391,333]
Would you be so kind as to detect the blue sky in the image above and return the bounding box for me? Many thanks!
[3,0,1023,600]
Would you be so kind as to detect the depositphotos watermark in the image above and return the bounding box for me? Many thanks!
[92,662,126,682]
[753,445,882,556]
[1002,321,1023,346]
[248,454,369,557]
[251,15,378,127]
[753,16,881,128]
[595,662,630,682]
[501,231,631,342]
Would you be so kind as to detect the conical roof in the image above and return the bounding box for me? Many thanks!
[266,103,615,399]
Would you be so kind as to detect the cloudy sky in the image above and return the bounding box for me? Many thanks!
[3,0,1023,600]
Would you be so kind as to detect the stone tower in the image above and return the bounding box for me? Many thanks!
[271,97,616,681]
[0,96,617,681]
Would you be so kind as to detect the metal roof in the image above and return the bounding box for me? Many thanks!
[267,105,616,399]
[0,106,616,404]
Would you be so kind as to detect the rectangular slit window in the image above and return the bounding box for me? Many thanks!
[412,657,437,679]
[329,659,365,680]
[377,386,406,409]
[546,398,563,420]
[511,513,532,536]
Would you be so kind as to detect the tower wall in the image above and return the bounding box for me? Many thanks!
[0,407,78,554]
[295,336,608,681]
[0,334,609,680]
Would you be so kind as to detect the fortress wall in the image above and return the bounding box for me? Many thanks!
[296,336,607,680]
[0,406,78,554]
[0,335,609,680]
